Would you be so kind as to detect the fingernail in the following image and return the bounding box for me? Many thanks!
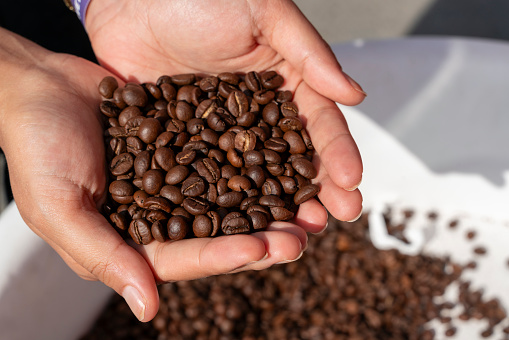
[344,73,367,96]
[311,220,328,235]
[276,250,304,265]
[345,178,362,192]
[347,209,363,222]
[228,252,269,274]
[122,285,146,321]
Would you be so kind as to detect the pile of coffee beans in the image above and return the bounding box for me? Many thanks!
[82,213,508,340]
[99,71,319,243]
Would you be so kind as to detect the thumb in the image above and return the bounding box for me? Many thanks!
[255,0,366,105]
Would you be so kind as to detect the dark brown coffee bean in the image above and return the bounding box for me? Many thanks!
[261,70,284,90]
[259,195,285,207]
[112,87,126,109]
[160,185,184,205]
[294,184,320,205]
[117,106,141,126]
[196,158,221,183]
[183,141,209,155]
[281,102,299,117]
[177,85,202,106]
[266,163,285,177]
[292,157,317,179]
[279,117,303,132]
[228,175,252,192]
[206,112,226,132]
[236,112,257,127]
[100,101,121,118]
[262,102,280,126]
[109,180,135,204]
[271,126,284,138]
[203,182,218,204]
[218,72,240,85]
[183,197,210,215]
[245,165,265,188]
[247,211,268,230]
[176,150,196,165]
[144,197,172,213]
[110,153,134,176]
[222,212,250,235]
[235,130,257,152]
[243,150,264,167]
[125,115,145,136]
[264,137,288,153]
[216,178,229,196]
[249,126,268,142]
[200,129,219,146]
[133,151,150,177]
[226,91,249,117]
[206,211,221,237]
[146,210,167,223]
[195,99,218,119]
[218,81,237,98]
[218,131,236,151]
[261,178,282,196]
[133,190,150,208]
[276,90,293,103]
[165,165,189,185]
[122,84,148,107]
[144,82,162,100]
[126,136,144,155]
[110,211,130,231]
[172,132,189,147]
[270,206,294,221]
[171,73,196,86]
[98,76,118,98]
[160,83,177,101]
[151,220,167,242]
[284,130,307,154]
[295,174,310,188]
[199,76,219,92]
[240,197,258,210]
[278,176,299,195]
[227,148,243,168]
[138,118,163,144]
[247,204,270,217]
[129,218,153,244]
[181,176,206,197]
[216,191,244,208]
[245,71,262,92]
[152,147,175,171]
[167,215,189,241]
[165,118,186,133]
[193,215,213,238]
[142,169,165,195]
[221,164,238,179]
[300,130,313,150]
[253,90,275,105]
[261,149,281,164]
[105,126,127,138]
[208,149,225,164]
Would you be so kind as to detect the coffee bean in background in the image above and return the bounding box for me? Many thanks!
[99,71,320,244]
[81,212,508,340]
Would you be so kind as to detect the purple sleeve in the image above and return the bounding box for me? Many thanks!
[72,0,91,27]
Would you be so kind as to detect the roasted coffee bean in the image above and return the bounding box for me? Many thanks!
[151,220,167,242]
[133,190,150,208]
[171,73,196,86]
[279,117,303,132]
[176,101,195,122]
[250,126,268,142]
[146,210,167,223]
[199,76,219,92]
[110,211,130,231]
[281,102,299,117]
[236,112,256,127]
[293,184,320,204]
[208,149,225,163]
[118,106,142,126]
[153,147,176,171]
[142,169,165,195]
[253,90,275,105]
[110,153,134,176]
[295,173,310,188]
[177,85,202,106]
[167,215,188,241]
[263,137,287,153]
[144,83,162,100]
[171,207,192,220]
[216,178,229,196]
[261,178,282,196]
[206,211,221,237]
[245,71,261,92]
[109,180,134,204]
[183,197,210,215]
[228,175,252,192]
[261,70,284,90]
[138,118,163,144]
[276,89,293,103]
[200,129,219,145]
[259,195,285,207]
[126,136,144,155]
[216,191,244,208]
[206,112,227,132]
[243,150,264,167]
[160,185,184,205]
[125,116,145,136]
[98,76,118,98]
[270,206,294,221]
[227,148,244,168]
[234,130,257,152]
[112,87,126,109]
[278,176,299,195]
[262,102,280,126]
[266,163,285,177]
[160,83,177,102]
[144,197,172,213]
[292,157,317,179]
[165,165,189,185]
[284,130,307,154]
[245,165,265,188]
[227,91,249,118]
[100,101,121,118]
[221,212,250,235]
[196,98,219,119]
[240,197,258,210]
[247,211,268,230]
[183,140,209,155]
[165,118,186,133]
[218,81,237,98]
[193,215,213,238]
[172,132,190,147]
[181,176,206,197]
[186,118,205,135]
[176,150,196,165]
[129,218,153,244]
[271,126,284,138]
[203,182,218,204]
[196,158,221,183]
[122,84,148,107]
[218,131,236,151]
[220,164,238,179]
[218,72,240,85]
[106,126,127,138]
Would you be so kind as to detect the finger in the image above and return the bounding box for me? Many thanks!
[132,234,268,281]
[36,197,160,322]
[293,198,328,234]
[294,82,363,192]
[255,0,366,105]
[315,174,363,222]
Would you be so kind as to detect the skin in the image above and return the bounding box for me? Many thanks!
[0,0,365,322]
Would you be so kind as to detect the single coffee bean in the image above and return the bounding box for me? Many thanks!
[300,129,314,150]
[228,175,252,192]
[249,126,268,142]
[270,206,294,221]
[253,90,275,105]
[122,84,148,107]
[133,151,151,177]
[172,132,189,147]
[171,73,196,86]
[262,102,280,127]
[218,72,240,85]
[264,137,288,153]
[196,158,221,183]
[217,131,236,151]
[221,164,238,179]
[100,101,121,118]
[278,176,299,195]
[284,130,307,154]
[276,90,293,103]
[245,165,265,188]
[227,148,244,168]
[247,211,268,230]
[126,136,144,155]
[216,178,229,196]
[153,147,176,171]
[160,83,177,102]
[125,116,146,136]
[200,129,219,145]
[165,118,186,133]
[199,76,219,92]
[261,70,284,90]
[193,214,213,238]
[151,220,167,242]
[196,98,219,119]
[144,82,162,100]
[281,102,299,117]
[133,190,150,208]
[106,126,128,138]
[245,71,262,92]
[236,112,257,127]
[206,211,221,237]
[227,91,249,117]
[259,195,285,207]
[279,117,303,132]
[240,197,258,210]
[222,212,250,235]
[127,203,144,219]
[206,112,227,132]
[181,176,206,197]
[292,157,317,179]
[176,150,197,165]
[160,185,184,205]
[271,126,284,138]
[183,197,210,215]
[144,197,172,213]
[118,106,142,126]
[294,184,320,205]
[243,150,264,167]
[110,153,134,176]
[208,149,225,164]
[167,215,189,241]
[245,188,259,197]
[183,141,209,155]
[261,149,281,164]
[218,81,237,98]
[235,130,257,152]
[186,118,206,135]
[109,180,135,204]
[110,211,130,231]
[261,178,282,196]
[266,163,285,177]
[112,87,126,109]
[142,169,165,195]
[247,204,270,218]
[177,85,202,106]
[129,218,153,244]
[165,165,189,185]
[175,101,194,122]
[146,210,168,223]
[98,76,118,98]
[138,118,164,144]
[171,207,192,220]
[216,191,244,208]
[295,173,310,188]
[283,163,295,177]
